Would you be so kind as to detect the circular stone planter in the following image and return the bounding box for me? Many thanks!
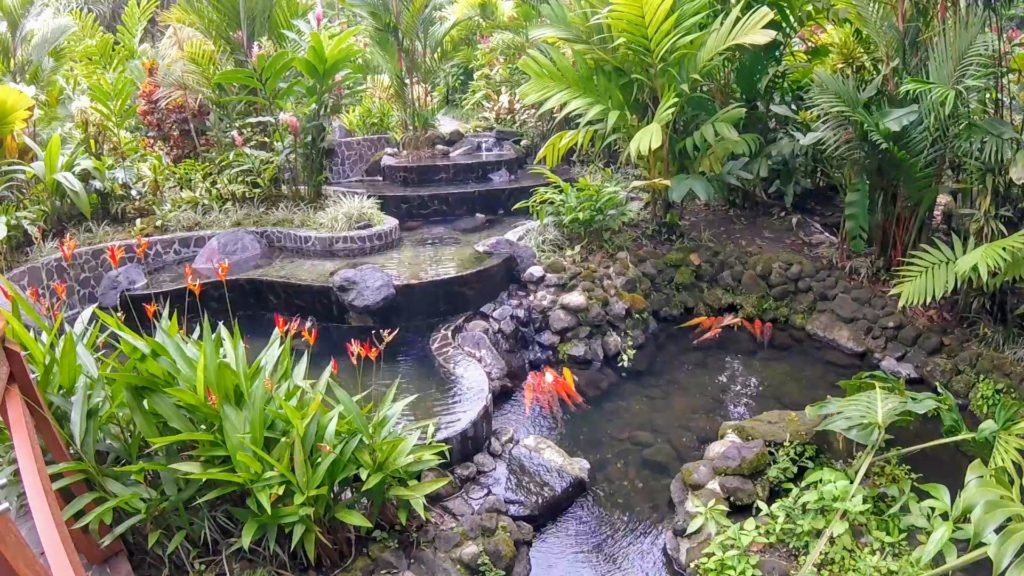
[1,218,400,317]
[383,151,522,186]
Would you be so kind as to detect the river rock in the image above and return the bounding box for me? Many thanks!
[558,291,589,312]
[806,312,867,354]
[717,475,758,505]
[830,294,863,322]
[740,270,767,294]
[641,444,678,473]
[522,265,545,283]
[720,410,823,444]
[471,436,589,524]
[97,263,147,308]
[916,332,943,355]
[880,356,919,381]
[451,214,493,233]
[705,435,769,476]
[475,236,537,274]
[332,265,396,312]
[680,460,716,489]
[897,324,922,347]
[458,331,508,380]
[548,309,579,333]
[192,230,268,279]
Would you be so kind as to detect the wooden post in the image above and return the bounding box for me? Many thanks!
[0,501,49,576]
[0,316,130,574]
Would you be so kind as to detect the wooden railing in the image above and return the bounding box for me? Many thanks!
[0,317,132,576]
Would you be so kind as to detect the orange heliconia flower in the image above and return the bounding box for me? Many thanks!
[331,357,339,375]
[274,313,288,335]
[302,324,318,347]
[288,316,301,336]
[184,263,194,282]
[364,342,380,362]
[523,366,585,416]
[216,259,230,282]
[187,278,202,298]
[58,234,78,264]
[27,285,41,304]
[0,284,11,301]
[134,236,150,261]
[206,388,218,409]
[51,280,67,302]
[144,301,159,321]
[105,244,126,268]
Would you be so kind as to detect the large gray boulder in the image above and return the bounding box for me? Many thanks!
[193,230,268,279]
[704,434,769,476]
[97,263,147,308]
[720,410,823,444]
[472,435,589,524]
[331,265,396,312]
[475,236,537,275]
[806,312,867,354]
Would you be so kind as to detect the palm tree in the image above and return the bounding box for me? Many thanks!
[160,0,310,63]
[516,0,777,217]
[0,0,75,90]
[347,0,463,148]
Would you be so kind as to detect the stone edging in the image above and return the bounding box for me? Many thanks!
[429,317,493,464]
[2,217,400,316]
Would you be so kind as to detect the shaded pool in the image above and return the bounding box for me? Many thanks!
[494,327,973,576]
[234,315,486,436]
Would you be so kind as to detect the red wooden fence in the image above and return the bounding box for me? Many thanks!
[0,318,132,576]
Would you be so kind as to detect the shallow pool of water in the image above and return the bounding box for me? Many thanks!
[494,327,973,576]
[142,217,524,289]
[234,315,485,435]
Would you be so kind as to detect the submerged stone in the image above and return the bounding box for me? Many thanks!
[719,410,823,445]
[806,312,867,354]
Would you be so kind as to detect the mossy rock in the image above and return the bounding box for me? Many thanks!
[673,266,696,286]
[720,410,823,444]
[663,246,695,267]
[747,251,812,278]
[621,292,649,313]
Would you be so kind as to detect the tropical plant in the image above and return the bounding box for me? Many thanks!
[291,25,362,199]
[513,167,635,249]
[518,0,777,216]
[0,0,75,93]
[2,133,94,221]
[347,0,463,147]
[0,281,449,572]
[159,0,310,63]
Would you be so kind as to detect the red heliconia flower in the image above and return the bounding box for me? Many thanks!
[187,278,202,298]
[216,259,230,282]
[331,357,339,375]
[274,312,289,335]
[144,301,159,321]
[27,285,41,304]
[0,283,11,302]
[51,280,67,302]
[346,338,361,365]
[302,324,318,347]
[105,244,126,268]
[288,316,302,336]
[206,388,218,409]
[58,233,77,264]
[134,236,150,261]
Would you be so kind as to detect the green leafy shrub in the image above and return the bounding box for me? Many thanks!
[0,286,448,572]
[309,194,386,232]
[969,376,1015,419]
[763,441,819,489]
[514,168,635,250]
